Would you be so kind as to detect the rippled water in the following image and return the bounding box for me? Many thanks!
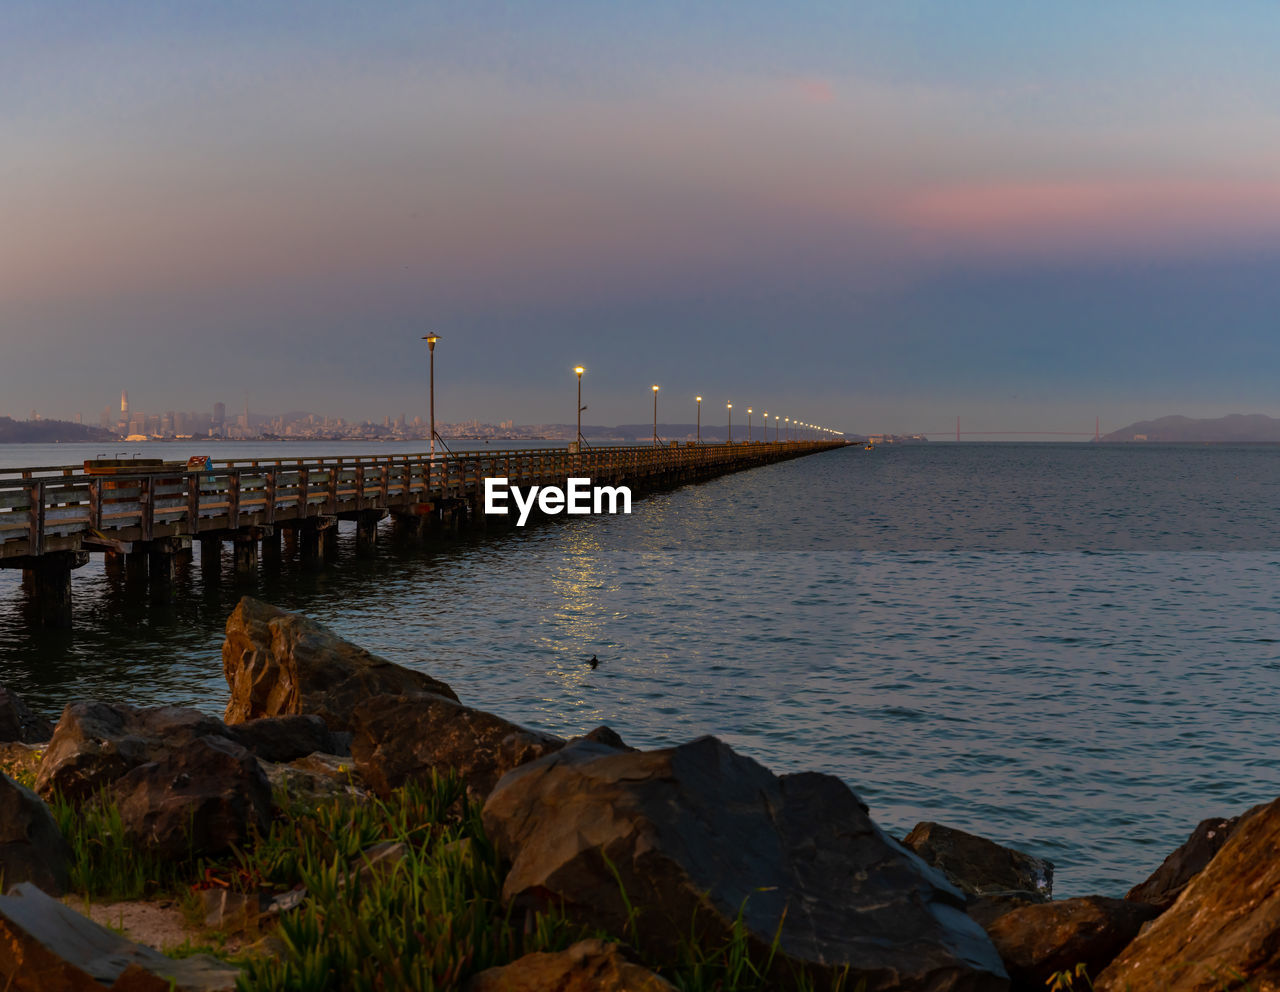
[2,441,1278,898]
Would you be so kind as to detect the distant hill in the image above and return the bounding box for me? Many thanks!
[0,417,113,443]
[1101,414,1280,443]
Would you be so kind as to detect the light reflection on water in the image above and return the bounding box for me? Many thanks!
[1,443,1278,897]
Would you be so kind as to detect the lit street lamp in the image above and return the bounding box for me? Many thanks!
[774,414,780,442]
[785,417,790,442]
[652,385,660,445]
[696,396,702,443]
[747,407,752,443]
[421,334,440,456]
[574,366,586,447]
[727,403,732,445]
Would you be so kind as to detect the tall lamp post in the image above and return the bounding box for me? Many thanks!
[774,414,780,442]
[747,407,752,443]
[574,366,585,447]
[652,385,660,445]
[696,396,702,444]
[762,411,768,444]
[727,403,732,445]
[422,334,440,456]
[785,417,790,442]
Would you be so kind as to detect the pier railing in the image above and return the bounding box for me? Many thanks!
[0,441,844,561]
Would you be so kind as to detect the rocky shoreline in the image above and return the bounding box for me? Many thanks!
[0,596,1276,990]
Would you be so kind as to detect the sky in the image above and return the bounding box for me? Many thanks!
[3,1,1280,436]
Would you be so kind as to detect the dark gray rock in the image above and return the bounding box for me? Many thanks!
[904,822,1053,902]
[226,713,344,762]
[0,774,70,896]
[983,896,1159,991]
[35,701,227,803]
[351,692,564,799]
[0,881,238,990]
[466,939,678,992]
[483,736,1009,992]
[222,596,457,731]
[1125,813,1250,912]
[571,725,635,752]
[0,687,52,744]
[113,733,271,860]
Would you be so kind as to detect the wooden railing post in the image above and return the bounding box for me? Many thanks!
[186,474,199,534]
[139,476,154,541]
[265,470,277,525]
[26,481,44,555]
[228,471,240,530]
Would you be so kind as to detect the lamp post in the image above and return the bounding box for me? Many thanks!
[774,415,779,442]
[727,403,732,445]
[421,334,440,456]
[747,408,752,443]
[574,366,585,447]
[652,385,660,445]
[696,396,702,443]
[762,412,768,444]
[785,417,790,442]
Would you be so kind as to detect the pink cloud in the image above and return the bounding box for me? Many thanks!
[790,77,835,104]
[899,179,1280,253]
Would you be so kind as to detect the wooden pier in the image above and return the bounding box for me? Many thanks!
[0,440,846,627]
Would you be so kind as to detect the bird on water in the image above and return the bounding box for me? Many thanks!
[588,654,599,669]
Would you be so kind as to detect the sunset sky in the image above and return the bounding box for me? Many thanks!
[3,2,1279,435]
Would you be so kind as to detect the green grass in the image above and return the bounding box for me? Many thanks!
[51,789,184,900]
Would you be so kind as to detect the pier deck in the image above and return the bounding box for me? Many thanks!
[0,440,846,626]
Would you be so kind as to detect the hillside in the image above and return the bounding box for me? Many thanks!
[0,417,114,443]
[1101,414,1280,443]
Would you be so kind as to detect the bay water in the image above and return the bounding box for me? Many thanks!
[1,440,1277,897]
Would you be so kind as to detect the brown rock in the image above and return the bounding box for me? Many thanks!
[225,713,345,762]
[466,939,678,992]
[351,692,564,799]
[1125,813,1249,912]
[984,896,1159,991]
[0,881,238,991]
[263,752,368,805]
[35,702,227,803]
[904,822,1053,902]
[0,773,70,895]
[221,597,457,731]
[1097,796,1280,991]
[112,734,271,860]
[0,687,52,744]
[483,737,1009,992]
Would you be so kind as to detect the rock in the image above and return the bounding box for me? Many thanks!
[967,894,1036,930]
[983,896,1159,991]
[263,752,368,805]
[904,822,1053,902]
[466,938,678,992]
[1097,796,1280,990]
[483,737,1008,992]
[1125,813,1249,912]
[351,692,564,799]
[571,725,635,752]
[0,881,238,991]
[0,773,71,895]
[35,701,227,803]
[226,713,344,762]
[221,596,457,731]
[0,687,52,744]
[112,734,271,860]
[347,840,408,886]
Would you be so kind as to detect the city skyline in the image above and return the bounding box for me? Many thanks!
[4,3,1280,432]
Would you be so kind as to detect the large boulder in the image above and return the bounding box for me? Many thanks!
[351,692,564,799]
[1125,813,1248,912]
[483,737,1009,992]
[35,702,227,803]
[0,774,70,896]
[466,939,678,992]
[113,734,271,860]
[0,687,52,744]
[1097,796,1280,990]
[903,822,1053,902]
[983,897,1159,991]
[34,701,270,859]
[0,881,238,991]
[221,597,457,731]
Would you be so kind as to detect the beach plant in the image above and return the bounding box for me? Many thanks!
[50,790,182,899]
